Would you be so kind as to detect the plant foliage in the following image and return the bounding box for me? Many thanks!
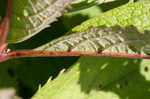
[0,0,150,99]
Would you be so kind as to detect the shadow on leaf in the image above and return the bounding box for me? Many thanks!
[78,56,150,99]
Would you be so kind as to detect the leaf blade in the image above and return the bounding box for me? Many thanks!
[32,57,150,99]
[35,26,150,58]
[71,1,150,32]
[7,0,74,43]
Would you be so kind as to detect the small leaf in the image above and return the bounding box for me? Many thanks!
[35,26,150,58]
[7,0,74,43]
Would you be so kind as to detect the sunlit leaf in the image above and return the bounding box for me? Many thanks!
[71,1,150,32]
[33,57,150,99]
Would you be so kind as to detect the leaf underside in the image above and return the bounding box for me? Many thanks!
[7,0,74,43]
[35,26,150,57]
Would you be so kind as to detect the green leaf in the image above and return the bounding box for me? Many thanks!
[35,26,150,58]
[71,1,150,32]
[32,1,150,98]
[14,57,78,95]
[7,0,74,43]
[35,1,150,56]
[62,5,102,30]
[32,57,150,99]
[70,0,117,12]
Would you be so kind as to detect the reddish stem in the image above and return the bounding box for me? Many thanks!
[0,0,13,46]
[6,50,150,60]
[0,44,9,62]
[0,44,8,53]
[0,0,13,62]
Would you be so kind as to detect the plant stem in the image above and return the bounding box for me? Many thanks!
[7,50,150,60]
[0,0,13,46]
